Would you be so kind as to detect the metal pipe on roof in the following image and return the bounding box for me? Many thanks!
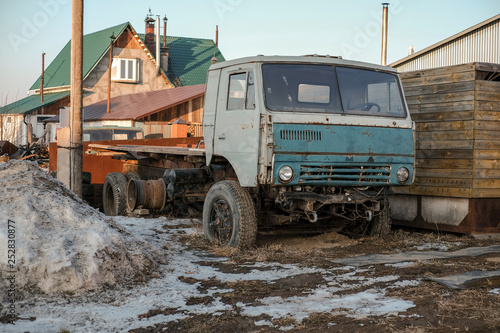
[107,33,115,113]
[381,3,389,66]
[41,53,45,103]
[155,15,161,76]
[163,16,167,48]
[216,25,219,47]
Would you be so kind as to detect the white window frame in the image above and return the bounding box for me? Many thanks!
[111,58,139,83]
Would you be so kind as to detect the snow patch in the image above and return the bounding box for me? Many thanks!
[489,288,500,295]
[0,161,158,299]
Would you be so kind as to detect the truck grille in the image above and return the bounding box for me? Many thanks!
[299,165,391,185]
[280,129,322,141]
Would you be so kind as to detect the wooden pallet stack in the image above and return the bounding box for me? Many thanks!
[391,62,500,234]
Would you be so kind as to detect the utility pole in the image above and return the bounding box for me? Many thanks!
[69,0,83,197]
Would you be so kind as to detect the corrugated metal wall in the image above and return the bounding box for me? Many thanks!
[395,19,500,72]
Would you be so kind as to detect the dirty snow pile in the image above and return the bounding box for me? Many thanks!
[0,161,158,301]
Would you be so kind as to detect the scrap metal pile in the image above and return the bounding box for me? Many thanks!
[0,140,49,167]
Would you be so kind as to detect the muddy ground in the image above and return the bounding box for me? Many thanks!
[3,218,500,333]
[130,223,500,333]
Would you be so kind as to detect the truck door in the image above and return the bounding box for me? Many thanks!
[203,69,221,164]
[214,66,260,186]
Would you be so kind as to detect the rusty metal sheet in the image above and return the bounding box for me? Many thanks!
[425,270,500,290]
[332,245,500,267]
[0,140,18,156]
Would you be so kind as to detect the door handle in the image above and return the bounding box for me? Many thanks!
[218,134,226,140]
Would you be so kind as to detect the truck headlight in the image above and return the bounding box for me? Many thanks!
[396,167,410,183]
[278,166,293,183]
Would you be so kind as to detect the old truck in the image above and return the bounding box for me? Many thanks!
[92,55,415,248]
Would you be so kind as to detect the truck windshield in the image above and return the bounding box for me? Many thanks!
[262,63,406,117]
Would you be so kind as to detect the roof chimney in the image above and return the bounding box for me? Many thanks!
[144,9,155,54]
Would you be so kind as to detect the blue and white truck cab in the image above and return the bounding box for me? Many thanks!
[100,55,415,248]
[202,55,414,246]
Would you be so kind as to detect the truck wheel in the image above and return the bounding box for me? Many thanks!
[103,173,128,216]
[203,180,257,249]
[368,200,391,237]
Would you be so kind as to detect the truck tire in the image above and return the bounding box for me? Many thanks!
[203,180,257,249]
[368,199,391,237]
[103,173,128,216]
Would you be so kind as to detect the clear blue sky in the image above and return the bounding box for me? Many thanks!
[0,0,499,106]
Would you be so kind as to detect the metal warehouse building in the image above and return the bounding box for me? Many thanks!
[390,14,500,72]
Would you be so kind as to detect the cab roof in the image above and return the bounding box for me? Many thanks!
[209,55,398,73]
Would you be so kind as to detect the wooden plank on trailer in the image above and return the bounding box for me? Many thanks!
[417,149,473,159]
[411,111,474,122]
[414,177,473,188]
[475,121,500,131]
[396,185,472,198]
[400,65,470,79]
[417,168,473,179]
[416,129,474,141]
[405,91,475,105]
[474,159,500,169]
[475,130,500,140]
[475,80,500,93]
[474,140,500,150]
[407,101,475,114]
[477,91,500,101]
[476,100,500,111]
[474,179,500,189]
[476,111,500,121]
[400,64,476,86]
[417,120,474,132]
[475,168,500,179]
[474,150,500,159]
[403,81,475,97]
[475,62,500,73]
[416,158,473,169]
[417,140,473,150]
[472,188,500,198]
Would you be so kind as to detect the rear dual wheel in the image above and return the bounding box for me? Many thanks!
[102,172,139,216]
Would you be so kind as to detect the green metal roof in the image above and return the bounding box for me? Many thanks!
[138,34,225,86]
[0,92,70,115]
[30,23,129,91]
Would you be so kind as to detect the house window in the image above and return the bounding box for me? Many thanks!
[111,58,138,83]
